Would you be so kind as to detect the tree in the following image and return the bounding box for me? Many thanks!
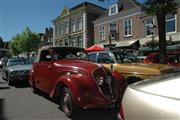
[0,36,4,48]
[144,0,178,63]
[10,34,22,56]
[10,27,41,57]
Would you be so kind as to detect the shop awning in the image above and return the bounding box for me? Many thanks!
[115,40,140,49]
[139,45,180,51]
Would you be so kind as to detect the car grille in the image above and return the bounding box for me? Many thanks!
[13,70,30,76]
[93,68,117,102]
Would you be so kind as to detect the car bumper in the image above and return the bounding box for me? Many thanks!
[9,74,29,81]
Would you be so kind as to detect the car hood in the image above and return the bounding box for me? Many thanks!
[54,60,99,73]
[130,73,180,100]
[7,64,32,71]
[112,63,175,76]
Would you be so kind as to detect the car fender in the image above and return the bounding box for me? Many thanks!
[50,75,83,105]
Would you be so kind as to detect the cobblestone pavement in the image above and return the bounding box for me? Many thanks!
[0,73,118,120]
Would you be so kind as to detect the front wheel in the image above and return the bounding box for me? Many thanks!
[60,87,80,118]
[7,76,13,86]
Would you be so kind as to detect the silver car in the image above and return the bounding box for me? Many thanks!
[1,58,32,86]
[118,73,180,120]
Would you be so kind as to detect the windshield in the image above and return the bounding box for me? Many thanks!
[113,51,137,63]
[51,47,88,60]
[7,59,32,66]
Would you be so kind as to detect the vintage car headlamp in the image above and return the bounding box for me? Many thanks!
[96,75,105,85]
[105,76,112,84]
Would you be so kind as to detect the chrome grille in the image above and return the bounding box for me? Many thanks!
[93,67,117,102]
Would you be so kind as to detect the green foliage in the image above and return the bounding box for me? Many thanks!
[10,27,40,56]
[144,0,178,15]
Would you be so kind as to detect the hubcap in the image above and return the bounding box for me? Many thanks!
[63,92,72,114]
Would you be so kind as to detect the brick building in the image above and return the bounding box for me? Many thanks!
[40,27,53,46]
[93,0,180,53]
[52,2,106,48]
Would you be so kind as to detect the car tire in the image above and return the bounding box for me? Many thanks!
[7,76,13,86]
[60,87,79,118]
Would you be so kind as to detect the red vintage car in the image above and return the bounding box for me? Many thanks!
[144,52,180,66]
[29,46,126,118]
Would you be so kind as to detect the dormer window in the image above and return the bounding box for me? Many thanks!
[109,4,118,16]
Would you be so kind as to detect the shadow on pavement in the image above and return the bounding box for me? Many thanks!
[36,91,118,120]
[71,108,118,120]
[0,99,7,120]
[0,81,9,90]
[72,109,117,120]
[0,87,9,90]
[13,81,30,88]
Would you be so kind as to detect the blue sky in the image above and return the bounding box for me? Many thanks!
[0,0,144,41]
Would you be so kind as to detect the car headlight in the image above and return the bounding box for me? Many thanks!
[96,75,105,85]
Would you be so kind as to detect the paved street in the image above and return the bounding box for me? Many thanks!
[0,73,117,120]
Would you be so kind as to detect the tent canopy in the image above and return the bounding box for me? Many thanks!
[115,39,140,49]
[85,44,105,53]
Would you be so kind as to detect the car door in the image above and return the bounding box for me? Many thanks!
[34,50,56,93]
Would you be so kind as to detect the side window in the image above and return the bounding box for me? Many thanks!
[151,54,160,63]
[168,55,175,63]
[40,50,51,62]
[98,53,114,63]
[88,53,97,62]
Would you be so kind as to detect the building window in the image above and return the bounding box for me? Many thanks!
[65,21,69,34]
[146,18,154,36]
[78,36,83,47]
[124,19,132,37]
[71,18,76,32]
[78,17,83,31]
[65,39,69,46]
[166,14,176,33]
[99,26,105,41]
[59,40,63,46]
[72,37,76,46]
[69,39,72,46]
[55,25,58,36]
[60,24,64,35]
[109,4,118,16]
[57,25,61,36]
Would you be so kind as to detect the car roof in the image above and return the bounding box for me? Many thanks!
[88,50,118,54]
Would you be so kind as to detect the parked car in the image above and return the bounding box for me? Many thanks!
[88,51,176,84]
[1,58,32,85]
[144,52,180,66]
[118,72,180,120]
[0,57,8,68]
[29,46,127,118]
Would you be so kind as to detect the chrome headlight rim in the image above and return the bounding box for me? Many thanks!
[96,75,105,85]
